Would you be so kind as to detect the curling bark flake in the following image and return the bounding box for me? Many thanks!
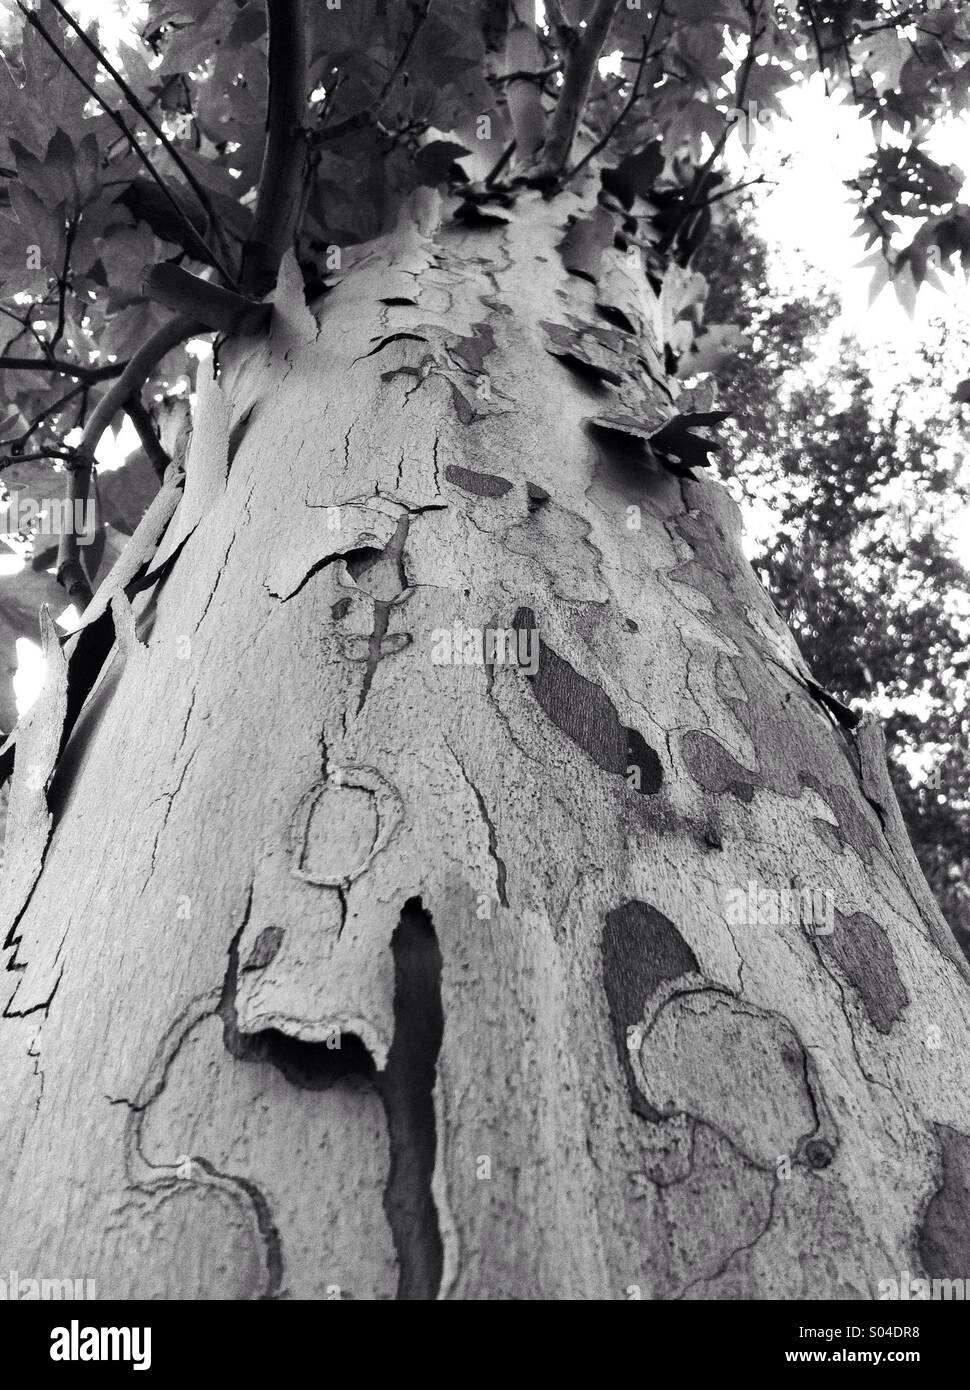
[2,184,970,1300]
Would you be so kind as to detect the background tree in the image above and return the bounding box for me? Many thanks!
[1,0,970,1300]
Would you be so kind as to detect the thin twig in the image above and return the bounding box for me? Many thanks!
[700,173,770,207]
[485,139,517,187]
[2,382,86,450]
[0,304,54,362]
[51,214,77,353]
[800,0,831,95]
[45,0,235,278]
[16,2,233,283]
[0,448,77,471]
[125,394,170,482]
[489,61,563,86]
[0,355,124,383]
[56,314,204,609]
[313,0,432,144]
[144,263,270,334]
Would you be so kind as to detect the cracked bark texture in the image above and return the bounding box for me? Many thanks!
[2,186,970,1300]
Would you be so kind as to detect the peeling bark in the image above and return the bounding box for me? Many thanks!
[2,190,970,1301]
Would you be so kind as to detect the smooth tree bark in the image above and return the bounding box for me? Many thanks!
[1,175,970,1300]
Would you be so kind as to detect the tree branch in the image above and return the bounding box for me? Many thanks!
[504,0,549,163]
[489,61,563,87]
[240,0,308,296]
[533,0,623,179]
[543,0,579,53]
[0,447,76,471]
[0,356,124,383]
[143,264,270,335]
[124,395,170,483]
[0,302,55,363]
[567,23,656,183]
[2,381,86,452]
[56,314,204,610]
[799,0,831,95]
[485,139,517,187]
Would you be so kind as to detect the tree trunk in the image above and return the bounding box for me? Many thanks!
[2,186,970,1301]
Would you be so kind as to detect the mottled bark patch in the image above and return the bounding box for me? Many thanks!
[602,900,698,1120]
[557,207,614,283]
[514,607,662,794]
[444,464,513,498]
[917,1124,970,1279]
[242,925,284,973]
[634,987,831,1171]
[526,481,550,511]
[682,730,758,803]
[447,322,497,375]
[819,910,909,1034]
[800,772,881,863]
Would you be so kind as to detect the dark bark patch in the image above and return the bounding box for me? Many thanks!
[376,898,445,1301]
[819,909,909,1034]
[513,606,662,794]
[627,727,663,796]
[444,464,512,498]
[380,364,422,388]
[526,481,550,513]
[602,901,699,1120]
[453,201,512,227]
[357,331,429,362]
[480,294,513,316]
[800,773,881,863]
[448,322,496,375]
[242,925,284,973]
[682,730,758,803]
[595,303,638,334]
[649,411,729,473]
[806,679,861,730]
[701,820,723,850]
[804,1139,834,1170]
[917,1125,970,1279]
[540,319,625,388]
[812,818,844,854]
[447,380,478,425]
[557,207,614,283]
[339,516,411,712]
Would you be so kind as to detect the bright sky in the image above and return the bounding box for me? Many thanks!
[729,76,970,345]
